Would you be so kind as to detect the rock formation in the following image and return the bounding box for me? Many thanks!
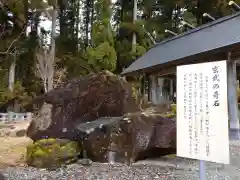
[76,113,176,164]
[25,71,137,141]
[25,70,176,165]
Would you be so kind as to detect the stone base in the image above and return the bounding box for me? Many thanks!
[229,128,240,140]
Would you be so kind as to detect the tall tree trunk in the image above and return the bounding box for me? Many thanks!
[71,0,76,38]
[90,0,94,46]
[196,0,202,25]
[75,0,80,51]
[8,54,16,92]
[47,7,57,92]
[85,0,90,47]
[59,0,66,37]
[132,0,137,52]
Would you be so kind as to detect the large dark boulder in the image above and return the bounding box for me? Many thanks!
[76,113,176,164]
[26,71,137,141]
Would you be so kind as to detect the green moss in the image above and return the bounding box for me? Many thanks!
[131,86,139,101]
[171,104,176,115]
[160,104,176,118]
[163,113,176,119]
[26,138,81,169]
[164,154,176,159]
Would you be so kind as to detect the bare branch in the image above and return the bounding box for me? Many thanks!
[1,25,26,54]
[54,68,67,88]
[0,23,6,37]
[35,49,49,93]
[0,0,26,26]
[78,64,92,73]
[0,25,26,55]
[0,1,4,8]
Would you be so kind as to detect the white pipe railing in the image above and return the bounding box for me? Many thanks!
[0,112,33,122]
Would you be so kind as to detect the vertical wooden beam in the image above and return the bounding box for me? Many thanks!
[147,75,150,101]
[227,53,240,140]
[170,79,174,101]
[150,75,157,104]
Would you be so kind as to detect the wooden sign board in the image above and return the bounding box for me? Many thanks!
[177,60,229,164]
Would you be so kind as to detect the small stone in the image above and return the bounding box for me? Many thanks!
[77,158,93,166]
[154,175,160,179]
[62,128,67,132]
[123,117,129,121]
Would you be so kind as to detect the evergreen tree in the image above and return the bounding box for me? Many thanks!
[0,0,239,103]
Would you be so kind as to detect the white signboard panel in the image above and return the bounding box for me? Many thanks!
[177,60,229,164]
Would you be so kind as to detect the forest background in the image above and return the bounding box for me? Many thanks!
[0,0,239,109]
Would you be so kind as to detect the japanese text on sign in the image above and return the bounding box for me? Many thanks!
[177,61,229,164]
[212,66,220,107]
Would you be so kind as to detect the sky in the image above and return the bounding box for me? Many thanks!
[40,18,52,30]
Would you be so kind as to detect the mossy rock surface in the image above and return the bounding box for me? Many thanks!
[26,138,81,169]
[171,104,176,115]
[162,113,176,119]
[160,104,176,119]
[164,154,176,159]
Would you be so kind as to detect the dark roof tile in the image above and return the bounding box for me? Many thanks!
[122,12,240,75]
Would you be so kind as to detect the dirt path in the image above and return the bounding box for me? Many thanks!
[0,137,32,167]
[0,121,30,137]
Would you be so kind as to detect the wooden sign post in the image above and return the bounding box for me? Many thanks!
[177,60,230,179]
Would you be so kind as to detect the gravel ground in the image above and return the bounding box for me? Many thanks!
[0,163,239,180]
[0,140,240,180]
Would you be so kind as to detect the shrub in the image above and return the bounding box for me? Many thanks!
[171,104,176,115]
[159,104,176,119]
[26,138,81,169]
[163,104,176,118]
[131,86,139,101]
